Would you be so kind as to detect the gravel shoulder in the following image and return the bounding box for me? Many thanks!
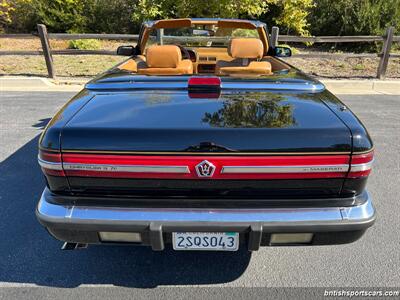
[285,56,400,79]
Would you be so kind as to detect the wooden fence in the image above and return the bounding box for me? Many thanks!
[269,26,399,80]
[0,24,398,79]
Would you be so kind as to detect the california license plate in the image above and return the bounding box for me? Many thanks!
[172,232,239,251]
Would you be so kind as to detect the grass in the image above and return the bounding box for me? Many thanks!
[352,63,366,70]
[0,37,127,77]
[0,55,125,77]
[68,39,101,50]
[1,38,400,79]
[0,37,129,51]
[2,54,399,79]
[285,57,400,78]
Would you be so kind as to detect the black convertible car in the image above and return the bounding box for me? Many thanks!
[36,19,375,251]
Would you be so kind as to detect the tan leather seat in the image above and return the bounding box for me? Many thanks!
[216,38,272,76]
[118,55,146,72]
[138,45,193,75]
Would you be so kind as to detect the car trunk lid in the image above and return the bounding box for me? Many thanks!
[60,90,351,153]
[50,89,358,200]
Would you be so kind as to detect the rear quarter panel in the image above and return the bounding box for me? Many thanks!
[39,90,94,151]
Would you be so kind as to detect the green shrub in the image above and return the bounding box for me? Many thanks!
[7,0,314,37]
[310,0,400,36]
[68,39,101,50]
[353,64,365,71]
[133,0,314,36]
[0,0,14,32]
[32,0,86,33]
[7,0,138,33]
[82,0,139,33]
[231,29,260,38]
[309,0,400,51]
[7,0,38,33]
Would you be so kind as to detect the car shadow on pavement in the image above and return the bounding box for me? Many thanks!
[0,135,252,288]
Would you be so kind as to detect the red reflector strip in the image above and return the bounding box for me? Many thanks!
[351,151,374,164]
[62,154,351,180]
[348,151,374,178]
[38,150,64,177]
[39,151,62,163]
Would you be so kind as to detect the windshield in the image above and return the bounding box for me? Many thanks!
[146,25,260,49]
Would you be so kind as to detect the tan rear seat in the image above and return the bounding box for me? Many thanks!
[216,38,272,76]
[138,45,193,75]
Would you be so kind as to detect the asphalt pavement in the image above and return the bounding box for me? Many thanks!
[0,91,399,299]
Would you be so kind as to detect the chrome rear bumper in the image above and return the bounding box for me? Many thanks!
[36,188,375,251]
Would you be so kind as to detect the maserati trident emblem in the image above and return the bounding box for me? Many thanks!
[195,160,216,177]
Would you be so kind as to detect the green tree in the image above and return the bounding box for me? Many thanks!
[7,0,315,35]
[309,0,400,36]
[202,93,295,128]
[132,0,267,22]
[8,0,139,33]
[7,0,38,33]
[132,0,313,36]
[0,0,14,32]
[31,0,86,32]
[273,0,314,36]
[82,0,139,33]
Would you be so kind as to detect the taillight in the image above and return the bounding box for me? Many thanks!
[348,151,374,178]
[188,77,221,99]
[188,77,221,87]
[61,153,351,180]
[38,150,65,177]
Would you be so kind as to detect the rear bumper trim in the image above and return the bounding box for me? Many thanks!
[36,188,375,250]
[37,188,375,228]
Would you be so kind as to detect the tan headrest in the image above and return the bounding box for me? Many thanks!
[146,45,182,68]
[228,38,264,59]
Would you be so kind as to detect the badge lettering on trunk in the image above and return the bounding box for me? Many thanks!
[195,160,216,177]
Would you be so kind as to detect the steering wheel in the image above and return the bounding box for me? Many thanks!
[175,44,191,60]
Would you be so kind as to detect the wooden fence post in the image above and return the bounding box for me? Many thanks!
[37,24,56,79]
[271,26,279,48]
[377,26,394,79]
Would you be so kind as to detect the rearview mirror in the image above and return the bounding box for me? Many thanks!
[274,46,292,57]
[117,45,137,56]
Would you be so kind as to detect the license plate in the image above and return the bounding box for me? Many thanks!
[172,232,239,251]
